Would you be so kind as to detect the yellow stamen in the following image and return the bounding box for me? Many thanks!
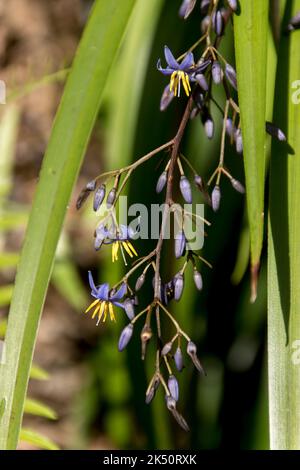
[103,303,108,322]
[92,303,101,319]
[169,70,191,97]
[126,241,138,257]
[85,298,100,313]
[95,301,105,322]
[122,241,134,258]
[108,302,116,322]
[112,241,119,262]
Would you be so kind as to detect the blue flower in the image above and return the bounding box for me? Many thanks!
[85,271,127,324]
[157,46,210,97]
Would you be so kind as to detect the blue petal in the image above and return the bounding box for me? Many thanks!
[88,271,98,294]
[119,225,129,240]
[164,45,179,69]
[98,283,110,300]
[157,59,174,76]
[110,282,127,301]
[179,52,194,70]
[113,301,125,309]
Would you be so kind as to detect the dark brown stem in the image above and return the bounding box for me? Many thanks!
[154,96,194,300]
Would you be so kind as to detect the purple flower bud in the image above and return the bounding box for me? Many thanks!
[86,180,96,191]
[175,230,186,258]
[93,184,106,211]
[145,387,155,404]
[161,341,173,356]
[201,15,210,34]
[106,188,116,208]
[266,122,286,142]
[174,347,184,372]
[227,0,237,10]
[214,10,224,36]
[195,73,208,91]
[168,375,179,401]
[187,341,205,374]
[204,117,214,139]
[193,270,203,290]
[156,171,167,194]
[179,176,192,203]
[225,63,237,90]
[200,0,210,15]
[166,395,177,411]
[174,274,184,301]
[76,188,90,210]
[194,174,203,190]
[226,118,234,137]
[231,178,245,194]
[235,128,243,154]
[135,273,145,291]
[287,11,300,31]
[179,0,197,19]
[124,299,135,320]
[160,85,174,111]
[212,61,222,84]
[118,324,134,352]
[211,185,221,212]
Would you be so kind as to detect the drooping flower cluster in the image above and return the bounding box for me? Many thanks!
[77,0,287,431]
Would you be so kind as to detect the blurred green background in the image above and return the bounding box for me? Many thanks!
[0,0,269,449]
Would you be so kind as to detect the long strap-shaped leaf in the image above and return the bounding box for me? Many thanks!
[268,0,300,450]
[234,1,268,301]
[0,0,135,449]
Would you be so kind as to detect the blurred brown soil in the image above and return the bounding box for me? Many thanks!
[0,0,109,450]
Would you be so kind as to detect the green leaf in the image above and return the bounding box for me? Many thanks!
[0,0,136,450]
[268,1,300,450]
[20,428,59,451]
[234,1,268,301]
[24,398,57,420]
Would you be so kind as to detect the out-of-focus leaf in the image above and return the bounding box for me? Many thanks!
[0,105,20,199]
[0,285,13,307]
[0,253,19,269]
[234,1,268,301]
[0,0,136,450]
[19,428,59,451]
[24,398,57,420]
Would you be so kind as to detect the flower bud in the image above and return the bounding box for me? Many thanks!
[124,299,135,320]
[187,341,205,374]
[160,85,174,111]
[287,12,300,32]
[225,63,237,90]
[168,375,179,402]
[200,0,210,15]
[179,0,197,19]
[174,274,184,301]
[195,73,208,91]
[93,184,106,211]
[161,341,173,356]
[226,118,233,137]
[118,324,134,352]
[174,347,184,372]
[266,122,286,142]
[211,185,221,212]
[179,176,192,203]
[135,273,145,291]
[156,170,167,194]
[193,269,203,291]
[212,61,222,84]
[231,178,245,194]
[201,15,210,34]
[86,180,96,191]
[214,10,224,36]
[141,324,152,360]
[166,395,177,411]
[204,117,214,139]
[235,128,243,154]
[106,187,117,208]
[227,0,237,10]
[175,230,186,259]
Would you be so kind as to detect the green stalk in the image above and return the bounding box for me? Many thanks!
[268,0,300,449]
[234,1,268,301]
[0,0,135,449]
